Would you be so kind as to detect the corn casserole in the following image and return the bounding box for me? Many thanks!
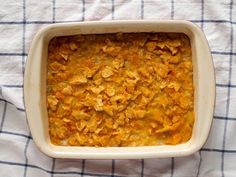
[47,33,194,147]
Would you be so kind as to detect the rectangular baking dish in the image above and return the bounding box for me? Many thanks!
[24,20,215,159]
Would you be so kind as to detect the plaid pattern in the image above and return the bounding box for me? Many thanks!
[0,0,235,176]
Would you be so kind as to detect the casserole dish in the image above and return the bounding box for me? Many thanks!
[24,20,215,159]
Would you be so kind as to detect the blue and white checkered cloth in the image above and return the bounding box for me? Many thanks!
[0,0,235,176]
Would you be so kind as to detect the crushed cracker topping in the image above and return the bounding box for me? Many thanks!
[47,33,194,147]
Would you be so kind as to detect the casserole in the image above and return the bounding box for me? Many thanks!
[24,20,215,159]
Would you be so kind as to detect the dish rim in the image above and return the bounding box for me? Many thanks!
[24,20,215,159]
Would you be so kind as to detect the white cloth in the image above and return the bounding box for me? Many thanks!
[0,0,235,176]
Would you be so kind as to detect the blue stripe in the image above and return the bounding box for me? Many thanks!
[171,0,174,19]
[141,159,144,177]
[52,0,56,23]
[202,148,236,153]
[82,0,85,21]
[0,21,52,24]
[0,84,23,88]
[22,1,28,176]
[51,159,55,177]
[170,158,174,177]
[221,1,234,176]
[17,107,25,112]
[0,160,124,177]
[111,0,115,20]
[0,53,27,56]
[214,116,236,121]
[191,19,236,24]
[0,101,7,131]
[22,0,26,76]
[81,159,85,177]
[141,0,144,19]
[0,21,24,24]
[0,19,236,25]
[216,84,236,88]
[22,0,26,39]
[201,0,204,29]
[23,134,30,177]
[0,130,32,139]
[196,151,202,177]
[0,20,79,25]
[0,97,27,111]
[0,91,25,112]
[111,160,115,177]
[211,51,236,56]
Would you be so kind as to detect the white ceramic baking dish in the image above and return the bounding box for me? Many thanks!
[24,20,215,159]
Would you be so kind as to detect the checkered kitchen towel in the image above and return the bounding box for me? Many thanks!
[0,0,235,177]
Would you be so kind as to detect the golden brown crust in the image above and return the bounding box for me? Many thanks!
[47,33,194,147]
